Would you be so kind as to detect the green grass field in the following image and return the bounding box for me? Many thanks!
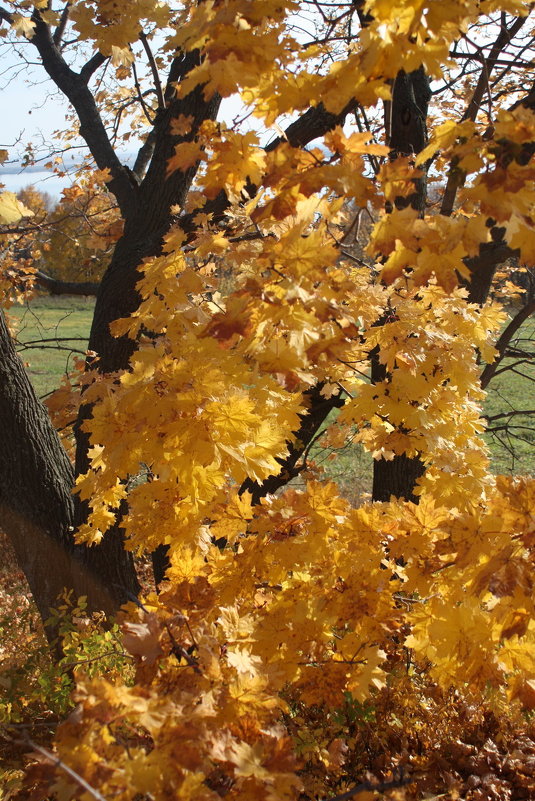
[483,313,535,476]
[8,295,534,499]
[9,295,95,399]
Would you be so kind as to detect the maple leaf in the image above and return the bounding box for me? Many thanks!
[122,613,163,664]
[170,115,194,137]
[0,192,34,224]
[167,140,205,175]
[227,646,263,677]
[11,13,35,38]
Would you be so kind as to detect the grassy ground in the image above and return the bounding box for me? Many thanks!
[8,295,94,399]
[8,295,535,499]
[483,313,535,476]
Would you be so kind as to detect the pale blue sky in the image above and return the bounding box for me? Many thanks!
[0,43,254,198]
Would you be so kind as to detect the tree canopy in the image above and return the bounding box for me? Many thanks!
[0,1,535,799]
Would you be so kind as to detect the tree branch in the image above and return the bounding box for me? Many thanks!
[177,97,360,235]
[132,127,158,180]
[34,270,99,297]
[484,408,535,422]
[239,384,345,504]
[265,97,357,152]
[28,740,108,801]
[130,54,156,124]
[53,3,70,47]
[480,299,535,388]
[462,15,528,123]
[0,6,13,25]
[29,10,137,217]
[79,52,107,84]
[139,30,165,110]
[441,15,531,216]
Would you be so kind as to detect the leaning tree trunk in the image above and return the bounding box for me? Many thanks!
[0,310,77,651]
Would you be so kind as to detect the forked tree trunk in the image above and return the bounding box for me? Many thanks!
[0,24,360,628]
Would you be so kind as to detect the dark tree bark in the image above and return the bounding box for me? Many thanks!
[71,56,223,610]
[0,308,74,646]
[0,309,126,648]
[370,355,425,503]
[372,68,431,503]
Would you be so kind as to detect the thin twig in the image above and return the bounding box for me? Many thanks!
[139,31,165,110]
[27,739,108,801]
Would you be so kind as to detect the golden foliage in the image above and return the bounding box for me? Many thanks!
[3,0,535,799]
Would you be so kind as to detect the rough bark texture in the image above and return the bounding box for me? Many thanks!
[0,309,145,633]
[0,308,75,648]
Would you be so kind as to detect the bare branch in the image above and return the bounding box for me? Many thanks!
[29,740,108,801]
[480,299,535,388]
[441,15,530,216]
[485,409,535,422]
[53,3,70,47]
[462,15,529,122]
[0,6,13,25]
[139,30,165,110]
[79,52,107,84]
[130,54,155,124]
[33,270,99,297]
[29,9,137,217]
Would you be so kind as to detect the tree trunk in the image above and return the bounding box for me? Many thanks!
[370,356,425,503]
[72,82,222,606]
[0,311,70,648]
[372,68,431,503]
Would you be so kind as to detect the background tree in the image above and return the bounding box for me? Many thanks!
[30,179,120,285]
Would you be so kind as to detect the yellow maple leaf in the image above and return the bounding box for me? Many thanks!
[122,612,163,664]
[227,646,263,677]
[167,140,205,175]
[0,191,34,224]
[11,14,35,38]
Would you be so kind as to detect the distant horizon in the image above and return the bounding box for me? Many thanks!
[0,150,139,197]
[0,149,138,176]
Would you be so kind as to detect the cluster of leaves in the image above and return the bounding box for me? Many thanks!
[20,177,122,283]
[2,1,535,799]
